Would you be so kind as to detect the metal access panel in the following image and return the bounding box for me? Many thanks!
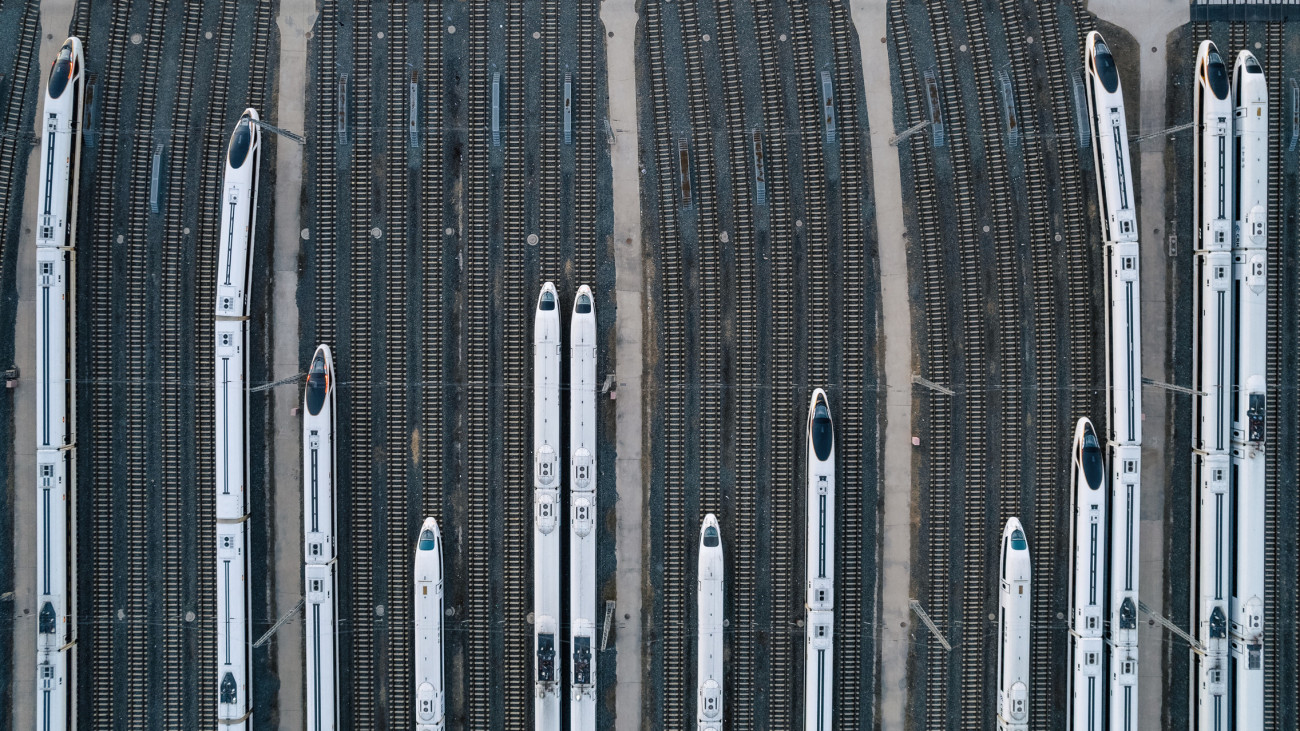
[563,72,573,145]
[999,69,1019,147]
[678,138,692,208]
[491,72,502,147]
[1072,72,1090,149]
[821,70,837,144]
[409,70,419,148]
[337,73,349,145]
[752,130,767,206]
[923,69,945,148]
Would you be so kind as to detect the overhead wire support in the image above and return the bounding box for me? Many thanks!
[249,118,306,145]
[909,599,952,651]
[889,119,931,146]
[1139,601,1204,654]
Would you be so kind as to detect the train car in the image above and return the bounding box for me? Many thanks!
[533,282,562,729]
[568,286,598,730]
[214,109,261,729]
[303,344,338,731]
[1083,32,1143,729]
[36,448,71,731]
[1230,49,1267,731]
[997,518,1031,731]
[34,36,84,731]
[804,389,835,731]
[1192,41,1232,731]
[697,514,724,731]
[1067,419,1106,731]
[414,518,446,731]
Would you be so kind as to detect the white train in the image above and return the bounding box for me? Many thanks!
[803,389,835,731]
[1193,41,1233,730]
[1083,31,1142,729]
[414,517,446,731]
[568,285,598,729]
[214,108,260,728]
[997,518,1031,731]
[533,282,562,729]
[35,35,83,731]
[1230,49,1267,731]
[303,345,338,731]
[1067,418,1106,731]
[697,514,724,731]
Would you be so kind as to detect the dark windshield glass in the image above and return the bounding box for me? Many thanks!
[1081,429,1104,489]
[539,290,556,311]
[418,529,436,551]
[575,293,592,314]
[1245,56,1262,74]
[812,402,833,461]
[48,56,72,99]
[1010,529,1027,551]
[1094,41,1119,94]
[703,525,719,547]
[305,352,329,415]
[1207,52,1230,99]
[227,118,253,169]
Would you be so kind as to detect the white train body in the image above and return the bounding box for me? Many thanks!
[1084,33,1143,729]
[1230,50,1267,731]
[697,514,724,731]
[1067,419,1106,731]
[414,518,446,731]
[533,283,562,728]
[997,518,1031,731]
[568,286,598,729]
[303,345,338,731]
[1193,42,1232,731]
[804,390,835,731]
[214,109,260,728]
[34,36,83,731]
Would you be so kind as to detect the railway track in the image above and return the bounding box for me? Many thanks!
[463,0,497,726]
[0,0,39,320]
[886,4,955,728]
[641,1,689,725]
[346,1,378,724]
[826,2,872,725]
[501,0,530,726]
[419,0,445,542]
[384,0,413,723]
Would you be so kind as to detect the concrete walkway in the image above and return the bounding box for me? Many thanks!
[268,0,316,727]
[9,2,78,727]
[1083,2,1187,727]
[849,2,914,729]
[598,0,644,729]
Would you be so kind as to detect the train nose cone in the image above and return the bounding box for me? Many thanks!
[1205,48,1230,100]
[418,519,439,551]
[811,391,834,462]
[227,111,258,169]
[538,283,557,311]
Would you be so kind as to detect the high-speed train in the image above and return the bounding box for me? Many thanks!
[997,518,1031,731]
[414,517,446,731]
[697,514,724,731]
[1084,31,1141,729]
[1192,41,1232,730]
[1230,49,1267,731]
[804,389,835,731]
[533,282,562,729]
[303,345,338,731]
[215,108,261,728]
[35,35,84,731]
[1067,418,1106,731]
[568,285,598,729]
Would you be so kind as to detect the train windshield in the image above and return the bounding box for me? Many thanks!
[418,528,436,551]
[227,117,253,169]
[702,525,720,547]
[305,353,329,415]
[812,401,833,461]
[1245,56,1262,74]
[1207,52,1230,99]
[1081,430,1104,489]
[539,290,556,311]
[575,293,592,314]
[1010,528,1027,550]
[1094,41,1119,94]
[48,46,75,99]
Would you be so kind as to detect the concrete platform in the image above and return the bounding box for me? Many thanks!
[599,0,645,728]
[269,0,317,727]
[848,2,914,729]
